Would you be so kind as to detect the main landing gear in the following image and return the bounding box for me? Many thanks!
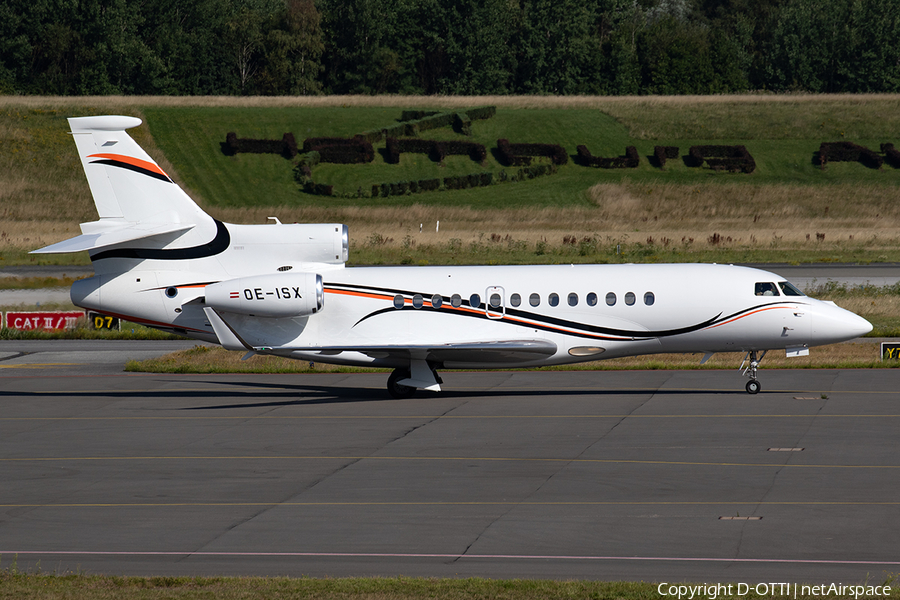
[387,368,416,399]
[740,350,767,394]
[386,361,443,399]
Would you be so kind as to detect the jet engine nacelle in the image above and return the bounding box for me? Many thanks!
[205,272,324,318]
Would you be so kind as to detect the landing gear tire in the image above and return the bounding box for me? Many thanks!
[740,349,767,395]
[387,368,416,399]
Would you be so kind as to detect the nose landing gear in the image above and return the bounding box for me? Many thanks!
[741,350,767,394]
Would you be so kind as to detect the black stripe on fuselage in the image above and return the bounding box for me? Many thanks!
[326,282,730,341]
[90,220,230,261]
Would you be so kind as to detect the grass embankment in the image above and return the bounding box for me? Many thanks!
[2,95,900,265]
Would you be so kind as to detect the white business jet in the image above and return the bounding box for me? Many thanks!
[33,116,872,397]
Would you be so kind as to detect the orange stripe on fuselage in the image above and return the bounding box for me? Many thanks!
[705,305,789,329]
[327,287,632,340]
[326,288,393,301]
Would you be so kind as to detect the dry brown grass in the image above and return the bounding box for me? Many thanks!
[585,182,900,245]
[595,340,883,369]
[3,93,899,110]
[9,180,900,254]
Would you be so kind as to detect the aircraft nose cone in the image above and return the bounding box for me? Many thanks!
[812,301,872,344]
[845,311,874,338]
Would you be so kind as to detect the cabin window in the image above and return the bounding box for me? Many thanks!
[779,282,804,296]
[432,294,443,309]
[470,293,481,308]
[586,292,598,306]
[529,293,540,307]
[567,292,578,306]
[489,293,502,308]
[755,282,780,296]
[549,293,559,307]
[606,292,616,306]
[451,294,462,308]
[644,292,655,306]
[393,294,405,309]
[510,293,521,307]
[625,292,635,306]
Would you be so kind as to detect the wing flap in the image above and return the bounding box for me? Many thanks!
[260,339,558,365]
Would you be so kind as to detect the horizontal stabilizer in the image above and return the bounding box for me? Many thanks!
[31,221,195,254]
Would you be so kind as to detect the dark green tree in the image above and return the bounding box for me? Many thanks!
[515,0,600,94]
[256,0,324,95]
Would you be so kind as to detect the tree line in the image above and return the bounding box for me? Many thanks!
[2,0,899,96]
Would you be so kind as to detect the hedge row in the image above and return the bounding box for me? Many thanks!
[400,110,440,122]
[688,145,755,173]
[372,179,440,197]
[385,137,487,163]
[371,175,493,197]
[368,164,554,198]
[303,136,374,164]
[301,181,334,196]
[497,138,568,166]
[576,145,639,168]
[498,164,558,181]
[224,132,298,159]
[654,145,680,168]
[358,106,497,142]
[819,142,884,169]
[292,151,321,181]
[883,143,900,169]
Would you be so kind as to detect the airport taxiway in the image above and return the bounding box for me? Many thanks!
[0,342,897,582]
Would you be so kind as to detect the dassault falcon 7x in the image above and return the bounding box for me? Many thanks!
[33,116,873,397]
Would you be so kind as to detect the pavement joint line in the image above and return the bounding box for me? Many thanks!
[0,363,80,369]
[1,501,898,507]
[1,550,899,566]
[0,455,895,468]
[4,385,900,394]
[2,414,900,420]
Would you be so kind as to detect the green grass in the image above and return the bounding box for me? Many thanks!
[1,571,897,600]
[140,104,900,211]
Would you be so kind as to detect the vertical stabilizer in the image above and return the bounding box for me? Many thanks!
[33,116,217,255]
[67,115,211,225]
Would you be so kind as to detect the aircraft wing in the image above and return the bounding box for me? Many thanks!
[203,306,557,364]
[31,221,195,254]
[278,339,559,365]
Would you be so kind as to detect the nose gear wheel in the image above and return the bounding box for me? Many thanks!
[740,350,767,394]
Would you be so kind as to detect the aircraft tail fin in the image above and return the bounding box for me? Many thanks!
[32,115,214,254]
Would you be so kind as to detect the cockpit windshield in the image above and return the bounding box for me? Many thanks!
[778,281,805,296]
[754,282,779,296]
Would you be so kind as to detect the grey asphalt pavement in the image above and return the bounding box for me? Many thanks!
[0,352,896,583]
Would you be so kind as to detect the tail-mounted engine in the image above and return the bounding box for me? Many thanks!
[205,272,323,318]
